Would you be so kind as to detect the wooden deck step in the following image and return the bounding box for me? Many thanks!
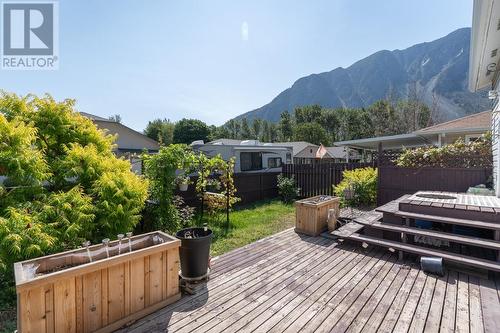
[375,196,410,214]
[348,233,500,272]
[357,221,500,250]
[329,221,364,238]
[393,211,500,231]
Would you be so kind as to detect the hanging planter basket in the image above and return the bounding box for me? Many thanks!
[178,182,189,191]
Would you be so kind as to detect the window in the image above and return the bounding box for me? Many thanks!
[240,152,262,171]
[286,153,292,164]
[465,134,481,143]
[268,157,282,168]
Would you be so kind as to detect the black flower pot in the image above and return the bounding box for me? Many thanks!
[175,227,213,279]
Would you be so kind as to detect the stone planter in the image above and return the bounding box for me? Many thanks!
[14,231,181,333]
[295,195,341,236]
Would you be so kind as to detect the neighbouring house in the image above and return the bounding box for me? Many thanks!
[81,112,160,173]
[191,139,293,173]
[273,141,360,164]
[334,110,491,153]
[469,0,500,197]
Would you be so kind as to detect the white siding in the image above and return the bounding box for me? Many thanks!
[493,95,500,197]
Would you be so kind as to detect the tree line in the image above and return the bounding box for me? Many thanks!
[143,98,436,146]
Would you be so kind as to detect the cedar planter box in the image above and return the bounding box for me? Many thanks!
[295,195,341,236]
[14,231,181,333]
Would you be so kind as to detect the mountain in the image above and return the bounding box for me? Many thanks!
[235,28,490,123]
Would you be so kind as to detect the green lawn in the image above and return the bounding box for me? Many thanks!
[204,199,295,257]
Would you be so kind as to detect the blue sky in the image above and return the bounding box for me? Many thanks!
[1,0,473,131]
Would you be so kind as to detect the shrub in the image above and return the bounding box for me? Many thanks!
[0,92,148,297]
[334,167,377,206]
[395,133,492,168]
[277,174,300,203]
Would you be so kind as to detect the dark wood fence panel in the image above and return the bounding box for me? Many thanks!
[176,171,280,206]
[233,172,280,204]
[377,166,493,205]
[282,162,375,198]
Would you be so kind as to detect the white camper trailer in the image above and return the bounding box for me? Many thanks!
[190,139,293,173]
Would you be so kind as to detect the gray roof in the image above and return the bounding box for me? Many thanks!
[325,146,347,159]
[273,141,316,156]
[79,112,111,122]
[80,112,160,152]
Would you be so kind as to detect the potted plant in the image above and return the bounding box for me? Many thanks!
[176,224,213,280]
[176,175,190,191]
[205,178,221,192]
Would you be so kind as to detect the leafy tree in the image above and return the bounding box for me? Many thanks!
[240,118,252,139]
[278,112,293,141]
[294,105,323,123]
[319,109,339,142]
[0,92,148,277]
[268,122,279,142]
[252,119,262,140]
[208,125,230,141]
[144,118,175,145]
[261,121,270,142]
[173,118,210,144]
[294,122,330,145]
[396,100,431,132]
[336,108,374,141]
[225,119,240,139]
[367,100,400,136]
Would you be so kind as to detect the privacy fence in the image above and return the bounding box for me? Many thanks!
[176,171,280,206]
[282,162,376,198]
[377,150,493,205]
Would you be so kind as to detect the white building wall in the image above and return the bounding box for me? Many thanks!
[493,95,500,197]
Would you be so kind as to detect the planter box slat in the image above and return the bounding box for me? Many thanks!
[295,195,341,236]
[15,231,181,333]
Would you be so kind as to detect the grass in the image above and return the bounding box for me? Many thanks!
[202,199,295,257]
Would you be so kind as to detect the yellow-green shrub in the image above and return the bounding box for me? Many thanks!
[334,167,377,206]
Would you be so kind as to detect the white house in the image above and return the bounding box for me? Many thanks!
[469,0,500,196]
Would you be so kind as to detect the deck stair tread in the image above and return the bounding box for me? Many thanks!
[375,196,410,214]
[348,233,500,272]
[329,221,364,238]
[328,210,381,238]
[393,211,500,230]
[356,220,500,250]
[354,211,383,225]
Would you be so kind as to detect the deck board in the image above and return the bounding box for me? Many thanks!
[117,228,500,333]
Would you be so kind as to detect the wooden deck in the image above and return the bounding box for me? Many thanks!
[118,229,500,333]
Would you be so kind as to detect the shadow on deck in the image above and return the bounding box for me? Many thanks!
[117,228,500,333]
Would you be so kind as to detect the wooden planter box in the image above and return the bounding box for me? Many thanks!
[14,231,181,333]
[295,195,341,236]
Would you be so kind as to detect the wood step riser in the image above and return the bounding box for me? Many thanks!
[348,233,500,272]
